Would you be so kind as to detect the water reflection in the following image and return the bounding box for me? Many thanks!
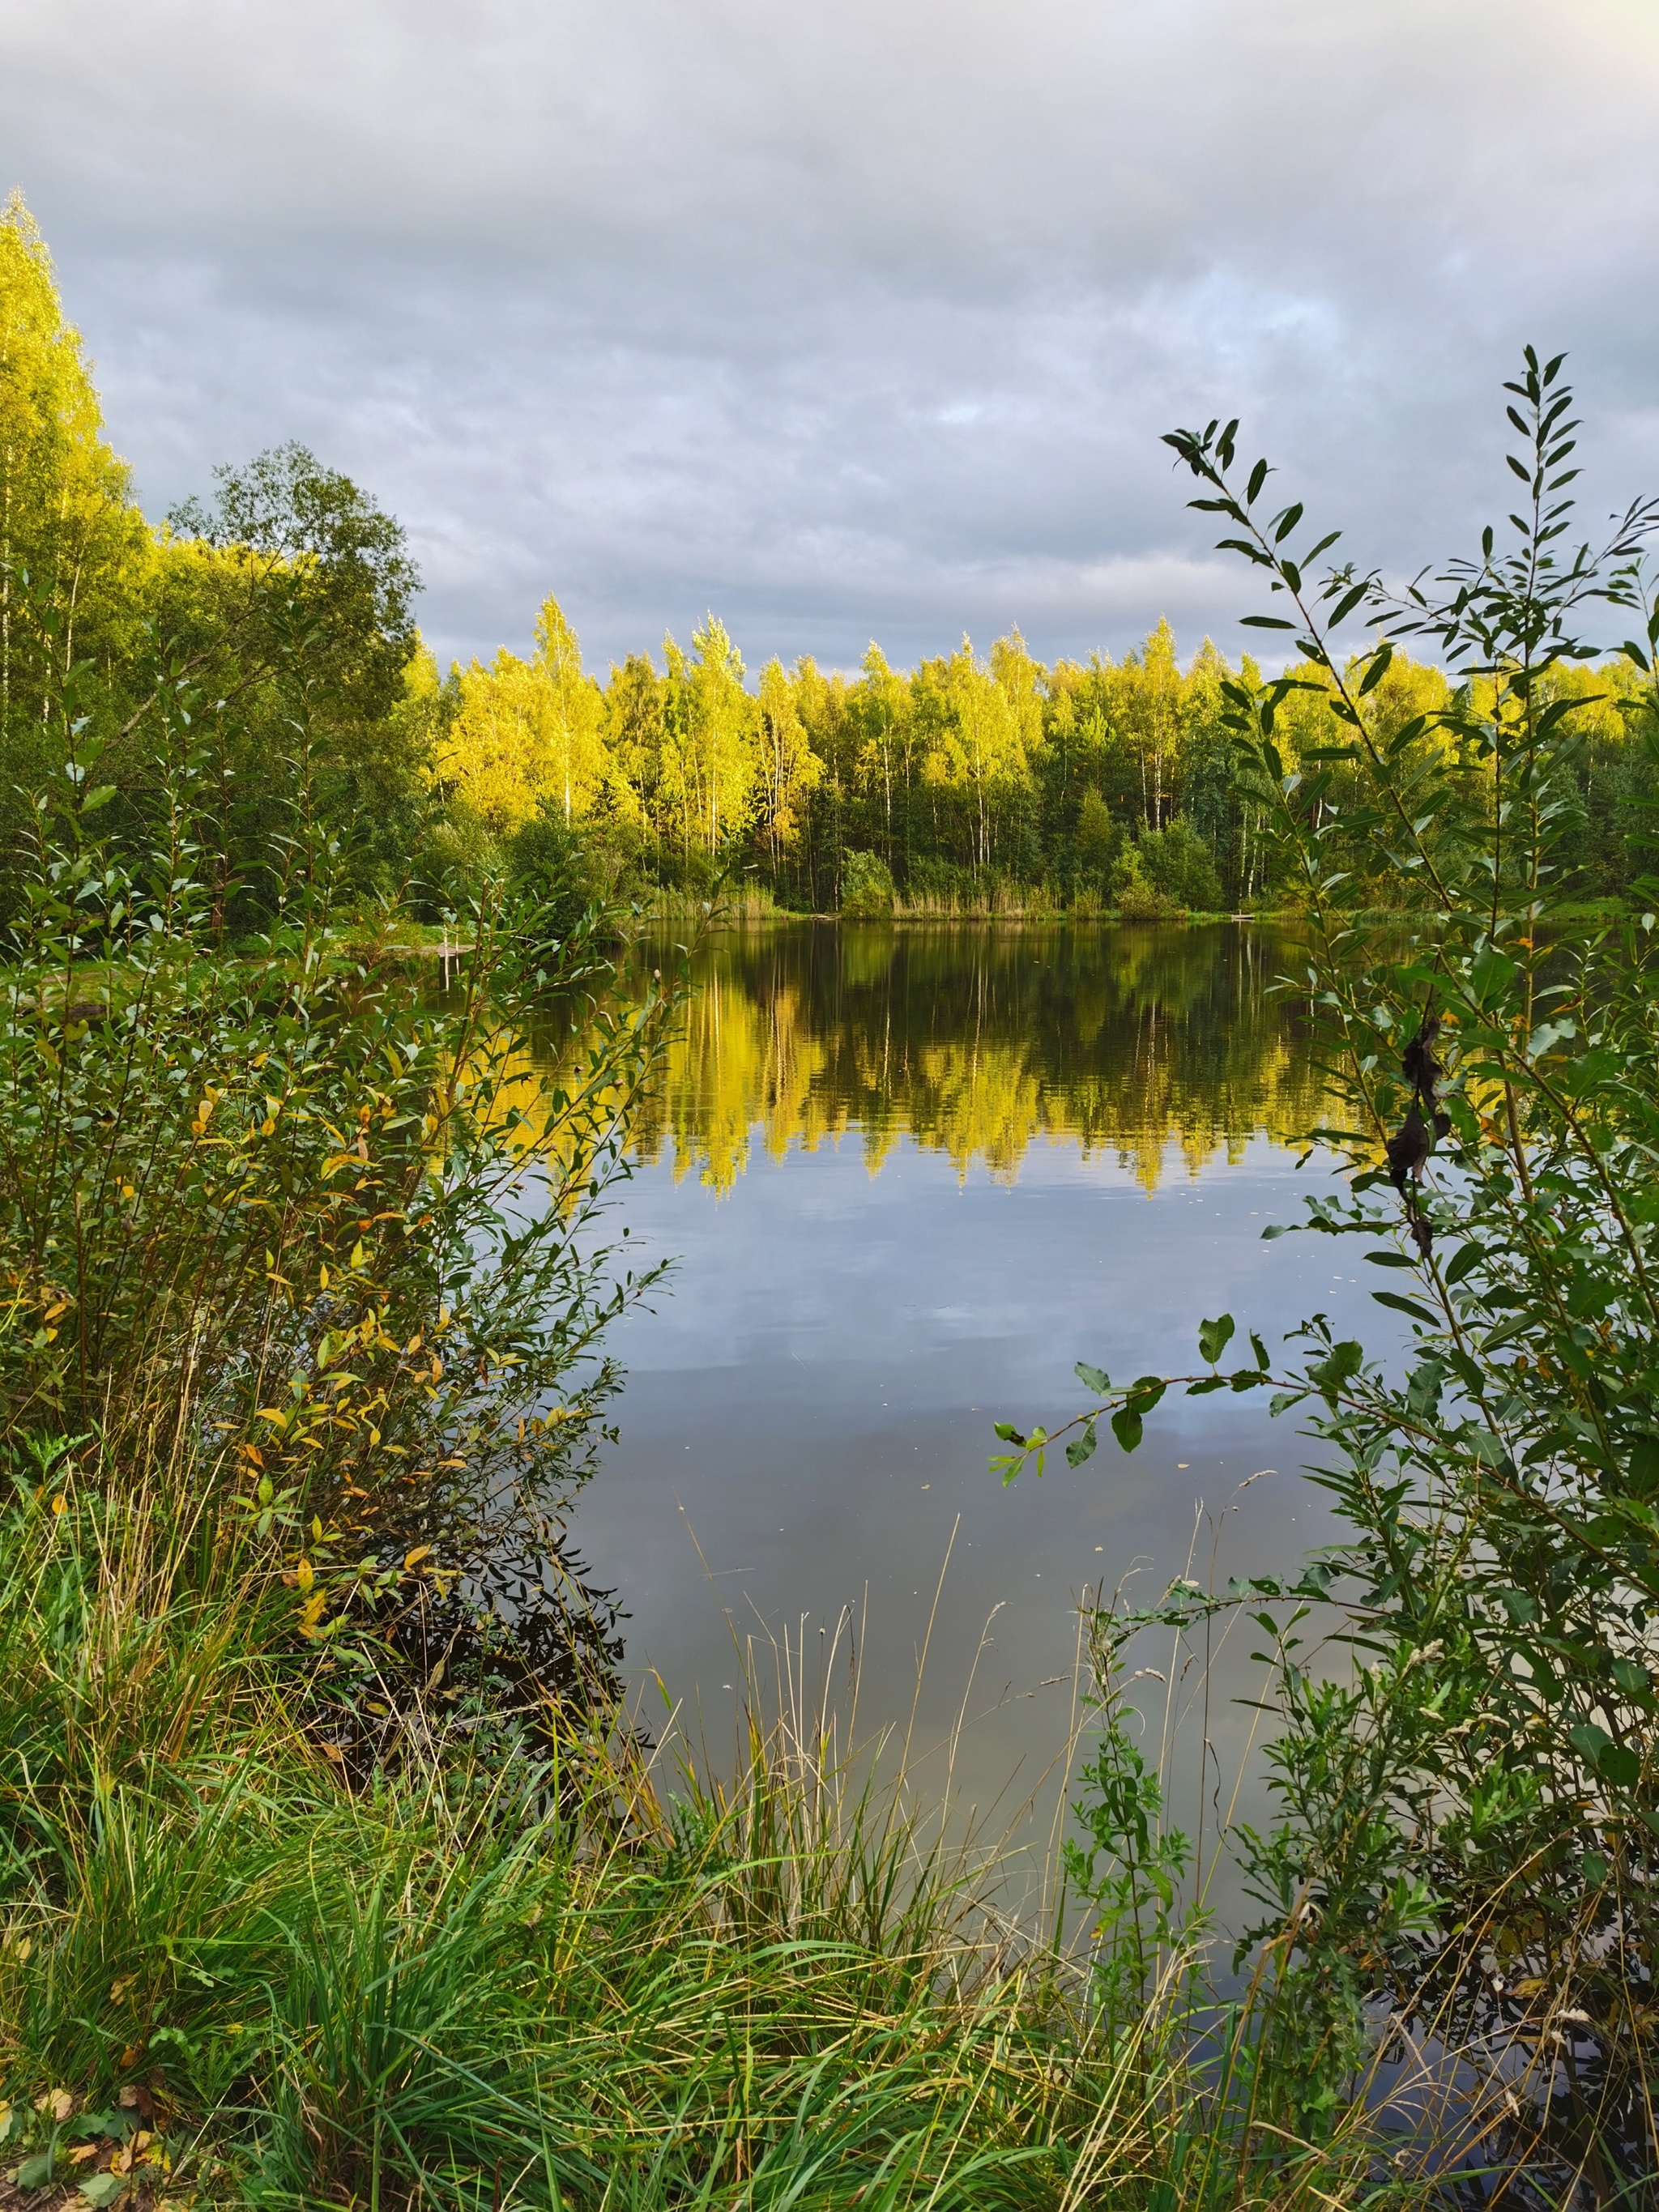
[629,921,1319,1191]
[571,921,1376,1922]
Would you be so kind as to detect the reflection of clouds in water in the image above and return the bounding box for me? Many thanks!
[578,1115,1382,1933]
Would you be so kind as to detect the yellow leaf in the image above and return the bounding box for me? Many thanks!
[51,1494,66,1515]
[350,1241,365,1268]
[256,1407,289,1429]
[295,1558,314,1594]
[319,1264,330,1289]
[109,1973,137,2001]
[403,1545,432,1571]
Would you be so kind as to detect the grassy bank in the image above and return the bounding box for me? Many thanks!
[2,1472,1406,2212]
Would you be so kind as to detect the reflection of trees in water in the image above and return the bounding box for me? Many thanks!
[625,923,1322,1191]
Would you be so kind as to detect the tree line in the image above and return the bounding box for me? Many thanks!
[6,185,1656,927]
[437,599,1658,917]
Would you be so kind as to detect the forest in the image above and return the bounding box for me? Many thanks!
[6,188,1655,933]
[437,606,1657,918]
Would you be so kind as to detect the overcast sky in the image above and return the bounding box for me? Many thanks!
[4,0,1657,677]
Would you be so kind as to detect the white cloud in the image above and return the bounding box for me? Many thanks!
[4,0,1657,671]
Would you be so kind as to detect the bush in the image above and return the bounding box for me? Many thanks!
[839,847,895,916]
[1137,815,1224,912]
[1011,350,1659,2190]
[1107,842,1182,919]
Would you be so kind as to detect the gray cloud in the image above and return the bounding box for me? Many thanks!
[4,0,1657,673]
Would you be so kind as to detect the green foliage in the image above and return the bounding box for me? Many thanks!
[166,441,420,728]
[0,196,432,928]
[1013,351,1659,2193]
[0,464,676,1744]
[1138,816,1226,913]
[1064,1627,1199,2031]
[839,846,895,916]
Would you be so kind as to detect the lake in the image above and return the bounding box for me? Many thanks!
[572,920,1386,1900]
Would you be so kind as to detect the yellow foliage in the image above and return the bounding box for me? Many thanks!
[436,595,610,833]
[0,190,151,720]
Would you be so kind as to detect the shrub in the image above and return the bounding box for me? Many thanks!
[1138,815,1224,912]
[1009,350,1659,2192]
[839,847,895,916]
[1108,842,1182,919]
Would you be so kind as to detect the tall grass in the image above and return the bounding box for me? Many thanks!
[1,1471,1418,2210]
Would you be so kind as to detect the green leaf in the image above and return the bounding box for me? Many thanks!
[1066,1422,1098,1468]
[1247,458,1269,504]
[1310,1340,1364,1397]
[1239,615,1297,630]
[17,2156,57,2190]
[992,1421,1026,1444]
[1469,947,1518,1004]
[1442,1243,1482,1286]
[79,2179,126,2209]
[1526,1017,1576,1059]
[1197,1313,1236,1366]
[1250,1332,1269,1370]
[80,784,117,815]
[1111,1404,1144,1452]
[1371,1289,1443,1327]
[1569,1724,1640,1788]
[1074,1363,1111,1396]
[1358,641,1395,695]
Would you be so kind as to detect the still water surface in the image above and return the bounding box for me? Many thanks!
[574,923,1383,1861]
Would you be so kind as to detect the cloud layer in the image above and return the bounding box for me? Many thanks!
[5,0,1657,672]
